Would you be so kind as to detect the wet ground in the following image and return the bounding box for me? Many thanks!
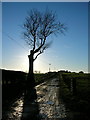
[3,77,68,120]
[36,78,67,119]
[2,96,24,120]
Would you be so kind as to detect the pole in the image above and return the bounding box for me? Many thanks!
[49,64,51,72]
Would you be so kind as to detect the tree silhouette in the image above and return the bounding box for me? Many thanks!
[23,9,66,93]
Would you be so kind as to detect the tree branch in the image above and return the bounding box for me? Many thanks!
[33,50,43,61]
[23,9,67,61]
[34,37,46,53]
[33,41,52,61]
[33,36,36,51]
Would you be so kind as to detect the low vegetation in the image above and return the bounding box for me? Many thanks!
[59,72,90,120]
[2,69,57,107]
[34,72,57,85]
[2,69,90,119]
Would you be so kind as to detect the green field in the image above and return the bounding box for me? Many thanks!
[59,72,90,119]
[34,72,57,85]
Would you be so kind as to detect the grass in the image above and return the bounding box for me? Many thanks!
[34,72,57,85]
[59,72,90,120]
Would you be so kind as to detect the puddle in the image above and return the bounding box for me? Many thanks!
[44,101,54,105]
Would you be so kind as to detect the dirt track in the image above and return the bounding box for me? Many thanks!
[3,76,67,119]
[36,77,67,119]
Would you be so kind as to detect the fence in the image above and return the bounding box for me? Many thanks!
[61,73,89,96]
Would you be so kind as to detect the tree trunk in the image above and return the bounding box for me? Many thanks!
[27,50,35,90]
[25,50,37,100]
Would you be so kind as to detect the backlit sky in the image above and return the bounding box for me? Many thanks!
[2,2,88,73]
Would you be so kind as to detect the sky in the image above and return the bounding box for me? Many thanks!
[1,0,89,2]
[1,2,88,73]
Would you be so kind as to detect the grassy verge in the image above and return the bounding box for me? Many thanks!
[34,72,57,85]
[59,72,90,120]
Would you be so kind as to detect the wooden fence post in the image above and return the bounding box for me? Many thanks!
[70,78,73,93]
[73,78,77,95]
[71,78,77,95]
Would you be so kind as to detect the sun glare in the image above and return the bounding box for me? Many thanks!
[34,58,49,73]
[20,56,29,73]
[34,59,41,73]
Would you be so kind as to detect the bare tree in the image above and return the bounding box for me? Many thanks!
[23,9,66,91]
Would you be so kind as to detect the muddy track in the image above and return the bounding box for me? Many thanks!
[2,76,67,120]
[36,77,67,119]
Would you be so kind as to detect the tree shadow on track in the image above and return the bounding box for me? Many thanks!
[21,88,41,120]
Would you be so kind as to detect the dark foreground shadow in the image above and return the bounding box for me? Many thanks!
[21,88,41,120]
